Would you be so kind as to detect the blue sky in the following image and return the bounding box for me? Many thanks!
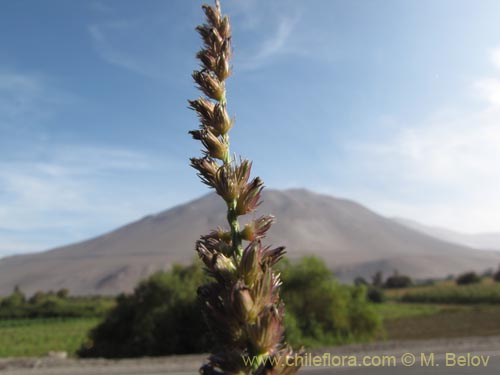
[1,0,500,257]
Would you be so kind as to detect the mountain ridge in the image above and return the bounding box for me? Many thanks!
[395,217,500,251]
[1,189,499,295]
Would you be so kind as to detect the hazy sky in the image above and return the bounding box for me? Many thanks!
[1,0,500,257]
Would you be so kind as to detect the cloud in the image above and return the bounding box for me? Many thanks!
[46,145,158,174]
[87,11,193,80]
[336,49,500,233]
[236,15,299,71]
[0,66,186,258]
[491,47,500,70]
[0,145,154,221]
[87,1,331,75]
[88,21,158,77]
[380,112,500,185]
[475,77,500,107]
[0,69,74,141]
[0,144,173,256]
[229,0,345,71]
[88,1,114,14]
[0,71,49,131]
[229,2,338,71]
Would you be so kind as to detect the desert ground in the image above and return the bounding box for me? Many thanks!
[1,336,499,375]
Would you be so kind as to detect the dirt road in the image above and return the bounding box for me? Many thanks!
[1,336,499,375]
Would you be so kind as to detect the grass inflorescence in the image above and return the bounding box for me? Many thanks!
[188,1,301,374]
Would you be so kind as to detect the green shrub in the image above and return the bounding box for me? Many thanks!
[456,272,481,285]
[79,257,382,358]
[1,286,26,309]
[354,277,368,286]
[384,272,412,289]
[494,269,500,283]
[56,288,70,299]
[279,257,381,347]
[371,271,384,288]
[366,287,386,303]
[29,291,47,305]
[78,264,210,358]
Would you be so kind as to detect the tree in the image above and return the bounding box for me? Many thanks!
[1,285,26,308]
[371,271,384,288]
[56,288,70,299]
[29,291,47,305]
[384,270,413,289]
[79,258,382,358]
[79,264,210,358]
[354,276,368,286]
[494,265,500,283]
[366,287,386,303]
[456,271,481,285]
[279,257,381,346]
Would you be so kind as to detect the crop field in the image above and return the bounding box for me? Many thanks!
[377,303,500,340]
[0,318,99,357]
[384,278,500,304]
[373,302,442,320]
[2,303,500,358]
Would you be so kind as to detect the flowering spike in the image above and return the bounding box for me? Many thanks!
[189,1,301,374]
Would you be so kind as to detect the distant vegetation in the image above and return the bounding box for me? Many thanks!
[456,271,481,285]
[0,287,114,319]
[3,262,500,358]
[495,268,500,282]
[371,271,384,288]
[354,270,417,303]
[79,257,381,358]
[354,276,386,303]
[365,287,386,303]
[384,271,413,289]
[399,282,500,304]
[356,268,500,304]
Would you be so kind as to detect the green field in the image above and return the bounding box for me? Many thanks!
[0,318,99,357]
[373,302,442,320]
[2,303,500,357]
[376,303,500,340]
[385,278,500,304]
[373,278,500,340]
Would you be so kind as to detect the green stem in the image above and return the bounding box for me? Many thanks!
[219,95,243,259]
[227,200,243,258]
[252,353,268,372]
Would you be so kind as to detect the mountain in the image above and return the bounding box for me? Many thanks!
[395,218,500,251]
[1,189,499,295]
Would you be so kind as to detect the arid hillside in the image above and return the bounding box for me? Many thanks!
[1,189,499,295]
